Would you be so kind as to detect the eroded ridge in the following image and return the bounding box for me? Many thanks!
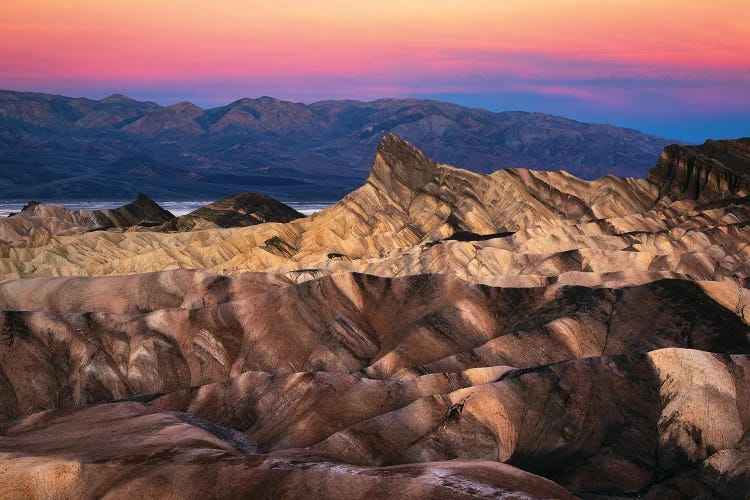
[1,136,750,498]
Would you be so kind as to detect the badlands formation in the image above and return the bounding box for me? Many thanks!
[0,193,174,241]
[0,135,750,498]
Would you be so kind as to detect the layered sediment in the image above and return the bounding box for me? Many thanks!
[1,135,750,498]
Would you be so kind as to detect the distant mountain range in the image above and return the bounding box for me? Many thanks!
[0,89,677,201]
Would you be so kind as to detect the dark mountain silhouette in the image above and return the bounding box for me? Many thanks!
[0,89,676,200]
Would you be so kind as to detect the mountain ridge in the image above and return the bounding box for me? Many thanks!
[0,88,679,200]
[0,134,747,285]
[0,193,174,241]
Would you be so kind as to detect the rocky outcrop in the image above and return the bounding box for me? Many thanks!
[0,270,748,428]
[646,138,750,201]
[0,194,174,241]
[100,192,176,226]
[3,135,750,286]
[1,134,750,498]
[153,192,305,232]
[0,267,749,496]
[0,191,306,241]
[0,402,573,499]
[311,348,750,495]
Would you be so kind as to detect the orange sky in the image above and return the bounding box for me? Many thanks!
[1,1,748,140]
[2,0,748,78]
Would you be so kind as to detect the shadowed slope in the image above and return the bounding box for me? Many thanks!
[312,349,750,496]
[2,135,750,498]
[0,272,747,425]
[0,402,573,500]
[648,138,750,201]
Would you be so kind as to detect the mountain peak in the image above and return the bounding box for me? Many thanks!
[227,97,255,107]
[155,191,304,231]
[367,134,439,208]
[376,133,433,168]
[166,101,204,116]
[0,89,678,200]
[168,101,201,110]
[227,96,298,108]
[100,93,135,104]
[115,194,175,224]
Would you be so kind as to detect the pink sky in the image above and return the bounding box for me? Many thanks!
[1,1,748,140]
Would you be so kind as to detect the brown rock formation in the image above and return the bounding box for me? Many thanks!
[647,138,750,201]
[1,134,750,498]
[1,134,749,287]
[0,194,174,241]
[0,190,304,241]
[0,402,573,499]
[153,192,305,232]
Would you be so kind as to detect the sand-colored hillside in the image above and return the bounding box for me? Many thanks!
[2,135,750,498]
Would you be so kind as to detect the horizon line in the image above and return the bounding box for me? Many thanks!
[0,86,695,142]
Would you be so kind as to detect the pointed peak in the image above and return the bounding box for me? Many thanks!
[120,194,175,221]
[378,133,417,153]
[367,134,438,206]
[166,101,204,115]
[168,101,201,109]
[19,201,42,213]
[131,193,166,210]
[133,193,159,207]
[375,134,436,173]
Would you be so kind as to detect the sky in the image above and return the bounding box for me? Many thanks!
[1,0,748,142]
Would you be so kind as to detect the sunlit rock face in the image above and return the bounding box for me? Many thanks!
[1,135,750,498]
